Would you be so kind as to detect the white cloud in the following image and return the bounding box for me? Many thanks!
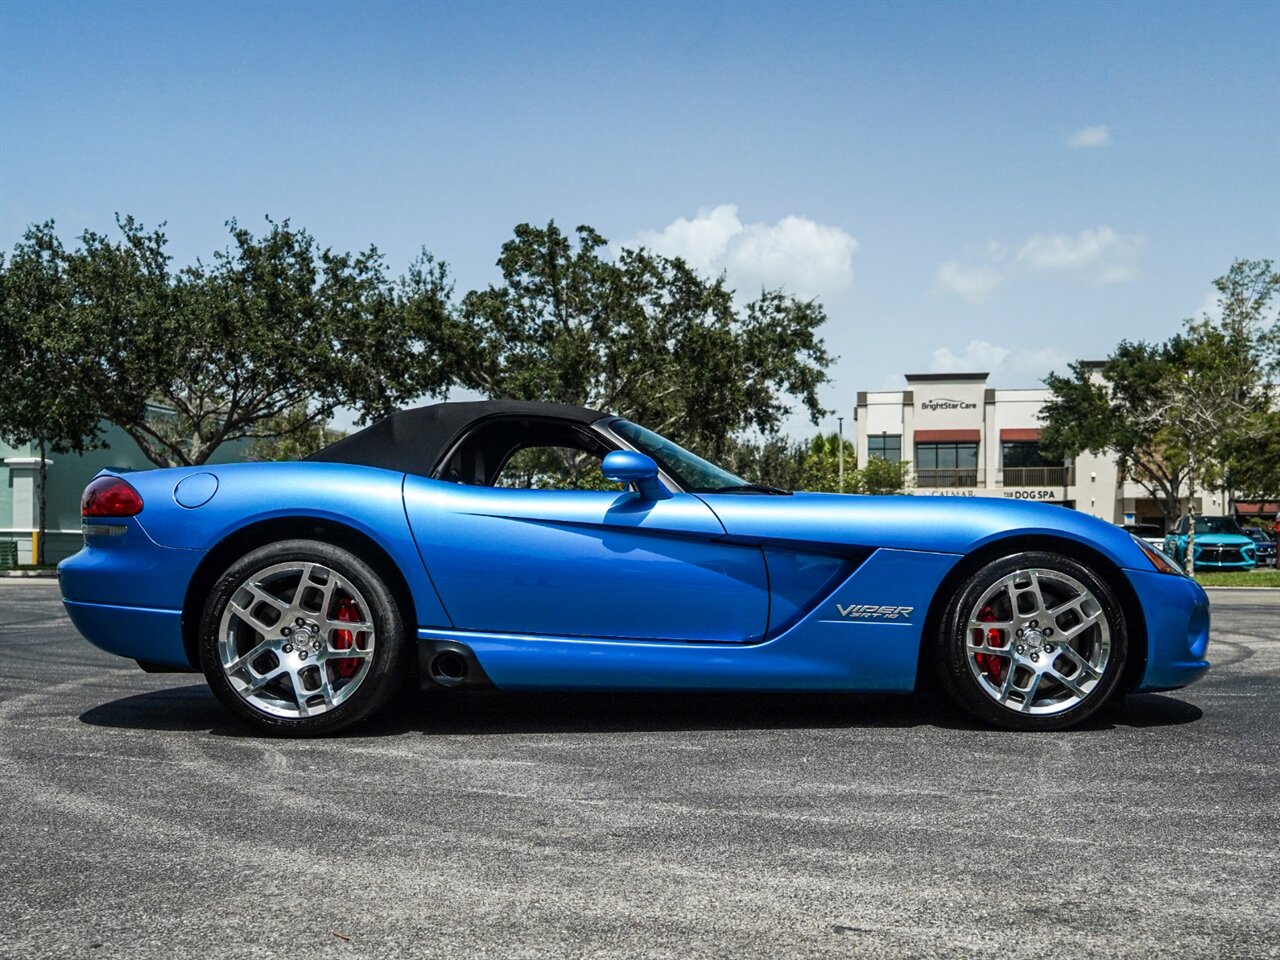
[1016,227,1144,273]
[625,204,859,302]
[930,340,1011,372]
[629,204,742,274]
[935,261,1003,303]
[935,226,1145,300]
[930,339,1070,381]
[1067,125,1111,149]
[1096,263,1139,284]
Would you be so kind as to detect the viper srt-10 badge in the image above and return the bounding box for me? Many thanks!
[836,604,914,620]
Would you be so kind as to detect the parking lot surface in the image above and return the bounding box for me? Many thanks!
[1,580,1276,959]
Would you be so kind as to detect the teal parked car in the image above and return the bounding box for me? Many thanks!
[1163,516,1258,570]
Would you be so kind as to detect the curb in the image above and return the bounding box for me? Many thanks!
[0,570,58,579]
[1201,585,1280,592]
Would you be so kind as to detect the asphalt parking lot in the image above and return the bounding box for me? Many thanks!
[1,580,1276,960]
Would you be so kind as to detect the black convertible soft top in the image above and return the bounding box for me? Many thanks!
[305,400,609,477]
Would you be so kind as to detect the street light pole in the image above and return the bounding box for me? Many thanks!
[837,416,844,493]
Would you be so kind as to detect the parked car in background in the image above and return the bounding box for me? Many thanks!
[1241,526,1277,568]
[1123,524,1166,550]
[1163,516,1258,570]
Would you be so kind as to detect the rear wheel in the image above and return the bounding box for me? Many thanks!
[934,551,1127,730]
[198,539,407,736]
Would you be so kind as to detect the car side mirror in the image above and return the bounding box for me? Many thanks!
[601,451,670,500]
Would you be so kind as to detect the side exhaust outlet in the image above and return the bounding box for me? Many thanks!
[429,651,468,686]
[416,639,492,691]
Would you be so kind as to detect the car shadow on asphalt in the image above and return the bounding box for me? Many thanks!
[78,683,1203,738]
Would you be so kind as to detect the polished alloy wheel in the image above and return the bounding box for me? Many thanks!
[964,567,1111,716]
[217,561,377,719]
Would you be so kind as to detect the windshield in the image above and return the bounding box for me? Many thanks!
[609,419,749,493]
[1191,516,1245,536]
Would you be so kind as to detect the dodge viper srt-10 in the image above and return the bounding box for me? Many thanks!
[59,401,1210,735]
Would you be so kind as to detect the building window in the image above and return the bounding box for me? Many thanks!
[868,434,902,462]
[915,442,978,470]
[1001,441,1073,486]
[914,442,980,487]
[1002,441,1054,468]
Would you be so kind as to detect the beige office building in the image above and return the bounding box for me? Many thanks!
[853,372,1228,528]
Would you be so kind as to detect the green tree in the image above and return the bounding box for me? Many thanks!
[244,405,345,462]
[78,218,466,467]
[1040,341,1191,529]
[797,432,856,492]
[1225,411,1280,502]
[722,435,809,491]
[459,223,833,459]
[1041,259,1278,572]
[1159,260,1278,571]
[855,455,912,495]
[0,223,147,563]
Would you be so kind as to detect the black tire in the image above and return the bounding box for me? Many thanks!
[198,539,408,736]
[933,551,1128,731]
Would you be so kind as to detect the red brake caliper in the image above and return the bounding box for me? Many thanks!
[972,604,1007,685]
[332,597,363,680]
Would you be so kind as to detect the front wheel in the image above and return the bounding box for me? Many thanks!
[934,552,1128,731]
[198,539,408,736]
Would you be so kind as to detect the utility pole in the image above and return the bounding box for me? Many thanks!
[837,416,845,493]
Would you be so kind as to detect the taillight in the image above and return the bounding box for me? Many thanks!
[82,476,143,517]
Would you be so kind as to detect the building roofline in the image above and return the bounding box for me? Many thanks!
[903,372,989,383]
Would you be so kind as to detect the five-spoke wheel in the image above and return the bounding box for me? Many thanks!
[936,552,1126,730]
[217,561,377,719]
[199,540,406,736]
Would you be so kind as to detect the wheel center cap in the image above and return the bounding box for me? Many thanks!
[1015,627,1053,664]
[282,620,322,660]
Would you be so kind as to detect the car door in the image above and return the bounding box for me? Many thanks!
[402,476,769,642]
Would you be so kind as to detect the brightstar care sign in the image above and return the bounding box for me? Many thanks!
[919,397,977,411]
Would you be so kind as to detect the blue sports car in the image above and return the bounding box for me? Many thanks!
[59,401,1210,736]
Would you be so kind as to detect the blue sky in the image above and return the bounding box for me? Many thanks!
[2,0,1278,434]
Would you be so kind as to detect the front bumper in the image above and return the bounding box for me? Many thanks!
[1192,544,1257,568]
[1191,559,1257,570]
[1126,567,1211,691]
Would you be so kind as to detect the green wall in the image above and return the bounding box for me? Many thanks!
[2,423,251,564]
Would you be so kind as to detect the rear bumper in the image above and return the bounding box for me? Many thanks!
[63,599,190,667]
[58,519,200,668]
[1127,568,1211,691]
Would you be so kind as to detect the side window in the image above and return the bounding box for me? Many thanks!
[435,417,616,489]
[494,444,615,490]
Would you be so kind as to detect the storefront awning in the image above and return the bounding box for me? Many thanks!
[999,428,1042,442]
[1235,501,1280,517]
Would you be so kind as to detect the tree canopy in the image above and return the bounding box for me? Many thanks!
[2,217,468,468]
[1040,340,1192,527]
[0,221,155,561]
[458,222,833,459]
[3,217,835,473]
[1041,258,1279,551]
